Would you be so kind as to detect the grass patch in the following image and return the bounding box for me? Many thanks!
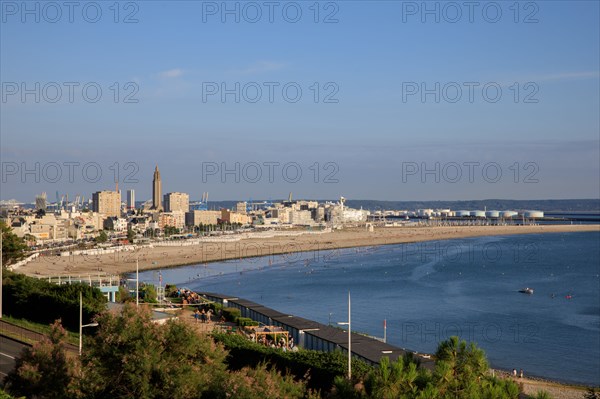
[0,330,36,346]
[1,315,80,346]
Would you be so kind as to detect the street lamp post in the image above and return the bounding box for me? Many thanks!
[337,291,351,380]
[383,319,387,343]
[136,256,139,307]
[79,291,98,356]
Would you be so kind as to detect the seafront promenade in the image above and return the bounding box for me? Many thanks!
[15,224,600,278]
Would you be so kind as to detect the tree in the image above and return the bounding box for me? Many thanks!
[163,225,179,237]
[77,305,321,399]
[364,356,422,399]
[1,220,28,265]
[4,320,78,399]
[95,230,108,243]
[2,271,106,330]
[433,336,489,398]
[127,227,135,243]
[116,285,133,303]
[209,363,315,399]
[358,338,519,399]
[0,388,21,399]
[330,375,364,399]
[141,283,157,303]
[80,304,228,398]
[23,233,36,243]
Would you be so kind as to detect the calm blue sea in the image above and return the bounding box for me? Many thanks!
[137,232,600,386]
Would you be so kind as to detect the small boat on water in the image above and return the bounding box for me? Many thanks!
[519,288,534,295]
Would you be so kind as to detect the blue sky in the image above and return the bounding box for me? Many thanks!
[1,0,599,202]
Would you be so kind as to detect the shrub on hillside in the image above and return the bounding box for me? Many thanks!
[221,307,241,322]
[1,271,106,330]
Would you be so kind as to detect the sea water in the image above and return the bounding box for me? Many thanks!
[137,232,600,385]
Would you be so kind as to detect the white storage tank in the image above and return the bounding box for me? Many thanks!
[471,210,486,218]
[485,210,500,218]
[523,210,544,218]
[455,210,471,217]
[500,211,518,218]
[418,209,434,217]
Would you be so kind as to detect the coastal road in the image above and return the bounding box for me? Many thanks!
[0,336,28,381]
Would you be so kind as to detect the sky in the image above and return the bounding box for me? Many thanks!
[1,0,599,202]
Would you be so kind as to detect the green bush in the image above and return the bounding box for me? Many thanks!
[115,286,133,303]
[0,387,21,399]
[1,270,106,331]
[141,284,157,303]
[212,332,372,393]
[222,307,241,322]
[534,391,553,399]
[164,284,178,298]
[236,317,259,327]
[208,302,223,313]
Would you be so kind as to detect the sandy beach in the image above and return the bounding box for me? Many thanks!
[518,377,592,399]
[17,224,599,278]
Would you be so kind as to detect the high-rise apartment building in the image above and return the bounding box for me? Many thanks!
[35,192,47,211]
[127,189,135,210]
[164,192,189,213]
[92,191,121,217]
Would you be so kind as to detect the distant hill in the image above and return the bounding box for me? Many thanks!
[343,199,600,212]
[202,199,600,212]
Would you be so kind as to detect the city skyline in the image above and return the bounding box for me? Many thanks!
[3,158,600,205]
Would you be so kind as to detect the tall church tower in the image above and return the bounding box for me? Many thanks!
[152,165,162,211]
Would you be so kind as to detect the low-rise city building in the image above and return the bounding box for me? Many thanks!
[158,211,185,229]
[104,217,128,232]
[185,210,221,226]
[289,210,313,225]
[221,209,252,225]
[128,215,150,232]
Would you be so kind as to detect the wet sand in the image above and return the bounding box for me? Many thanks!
[518,377,592,399]
[17,224,599,277]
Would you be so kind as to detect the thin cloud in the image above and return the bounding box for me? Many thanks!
[230,61,286,75]
[159,68,184,78]
[533,71,599,82]
[477,71,599,89]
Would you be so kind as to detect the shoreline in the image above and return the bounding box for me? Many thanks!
[492,369,597,398]
[491,367,599,391]
[17,224,600,277]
